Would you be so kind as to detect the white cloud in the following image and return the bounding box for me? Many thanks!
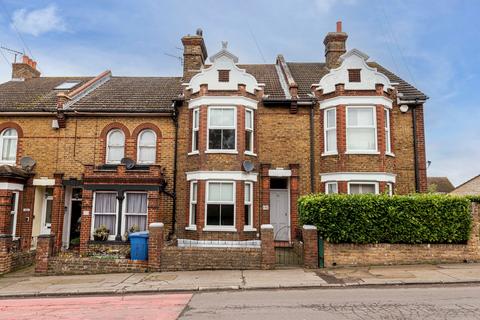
[314,0,357,13]
[11,5,66,36]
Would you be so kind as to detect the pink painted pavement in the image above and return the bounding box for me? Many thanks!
[0,293,192,320]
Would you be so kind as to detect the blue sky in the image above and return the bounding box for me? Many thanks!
[0,0,478,186]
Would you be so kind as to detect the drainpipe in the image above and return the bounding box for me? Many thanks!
[168,99,181,239]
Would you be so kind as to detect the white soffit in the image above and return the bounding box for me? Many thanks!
[320,96,393,109]
[188,96,258,109]
[186,171,258,182]
[0,182,24,191]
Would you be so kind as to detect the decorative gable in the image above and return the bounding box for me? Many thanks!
[186,42,263,94]
[316,49,393,94]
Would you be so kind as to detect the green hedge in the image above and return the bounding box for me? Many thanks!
[298,194,472,244]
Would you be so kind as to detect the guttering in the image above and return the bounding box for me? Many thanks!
[66,110,173,116]
[0,111,56,116]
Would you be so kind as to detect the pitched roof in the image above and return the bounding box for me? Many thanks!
[450,174,480,195]
[238,64,285,99]
[427,177,455,193]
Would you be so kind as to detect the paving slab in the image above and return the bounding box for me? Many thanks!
[242,268,327,289]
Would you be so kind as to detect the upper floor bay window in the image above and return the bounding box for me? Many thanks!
[244,182,253,229]
[208,107,236,151]
[384,108,391,154]
[324,108,337,154]
[346,107,377,152]
[188,181,198,228]
[206,181,235,229]
[245,109,254,153]
[192,109,199,152]
[325,182,338,194]
[137,130,156,164]
[106,129,125,164]
[0,128,18,163]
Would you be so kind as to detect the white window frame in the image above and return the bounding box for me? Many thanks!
[121,191,148,237]
[323,108,337,155]
[187,181,198,230]
[206,106,237,153]
[106,129,125,164]
[0,128,18,164]
[384,108,392,154]
[137,130,156,164]
[204,180,236,231]
[386,182,394,196]
[346,106,378,154]
[10,191,19,238]
[245,109,254,155]
[347,182,379,195]
[325,182,338,194]
[91,191,118,240]
[191,108,200,153]
[244,181,254,230]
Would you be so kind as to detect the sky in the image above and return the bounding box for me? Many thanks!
[0,0,478,186]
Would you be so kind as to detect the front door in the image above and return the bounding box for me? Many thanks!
[270,187,290,242]
[41,188,53,234]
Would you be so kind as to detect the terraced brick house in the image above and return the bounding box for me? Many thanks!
[0,22,427,273]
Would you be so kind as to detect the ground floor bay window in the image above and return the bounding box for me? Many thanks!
[92,191,148,240]
[205,181,235,231]
[348,182,378,194]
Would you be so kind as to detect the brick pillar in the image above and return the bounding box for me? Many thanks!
[261,224,275,269]
[0,235,12,274]
[35,234,54,274]
[0,190,13,235]
[260,164,271,225]
[289,164,300,240]
[20,182,35,250]
[147,191,161,226]
[51,173,65,253]
[148,222,164,272]
[80,189,93,255]
[468,203,480,257]
[302,225,318,269]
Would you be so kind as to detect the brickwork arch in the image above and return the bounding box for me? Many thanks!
[99,123,131,164]
[132,123,162,163]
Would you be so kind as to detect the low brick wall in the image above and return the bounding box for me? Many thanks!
[86,241,130,259]
[322,203,480,267]
[47,255,148,275]
[10,250,36,271]
[161,246,261,271]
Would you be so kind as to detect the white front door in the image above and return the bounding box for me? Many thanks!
[270,189,290,241]
[41,188,53,234]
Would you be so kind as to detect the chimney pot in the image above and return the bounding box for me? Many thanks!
[324,22,348,69]
[12,55,41,79]
[336,21,342,32]
[22,55,29,64]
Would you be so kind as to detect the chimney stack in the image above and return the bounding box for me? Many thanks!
[181,28,208,82]
[324,21,348,69]
[12,55,41,80]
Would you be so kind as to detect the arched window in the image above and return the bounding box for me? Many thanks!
[106,129,125,164]
[0,128,18,163]
[137,130,156,164]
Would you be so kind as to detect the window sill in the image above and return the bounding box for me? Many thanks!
[185,226,197,231]
[345,151,380,155]
[188,151,199,156]
[243,227,257,232]
[205,150,238,154]
[386,152,395,157]
[321,152,338,156]
[203,226,237,232]
[0,161,16,165]
[244,151,257,157]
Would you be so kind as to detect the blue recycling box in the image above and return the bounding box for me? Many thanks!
[129,231,149,261]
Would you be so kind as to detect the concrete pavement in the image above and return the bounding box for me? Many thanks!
[2,263,480,297]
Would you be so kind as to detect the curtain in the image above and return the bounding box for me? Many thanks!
[126,193,147,213]
[94,214,116,233]
[126,215,147,231]
[94,193,117,213]
[208,182,234,202]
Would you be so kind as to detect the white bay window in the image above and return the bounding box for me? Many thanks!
[245,109,254,153]
[188,181,198,228]
[346,107,377,152]
[244,182,253,229]
[205,181,235,229]
[324,108,337,154]
[348,182,378,195]
[384,108,391,154]
[208,107,236,151]
[192,109,199,152]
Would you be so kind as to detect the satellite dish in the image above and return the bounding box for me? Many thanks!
[20,157,36,172]
[242,160,254,172]
[121,158,136,170]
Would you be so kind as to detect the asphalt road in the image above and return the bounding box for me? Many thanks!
[180,285,480,320]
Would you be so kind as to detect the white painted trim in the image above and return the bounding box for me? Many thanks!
[324,108,337,154]
[347,181,380,195]
[136,129,157,165]
[325,182,338,194]
[202,226,237,232]
[243,226,257,232]
[186,171,258,182]
[191,108,199,153]
[188,96,258,109]
[177,239,260,248]
[207,106,237,153]
[320,172,396,183]
[268,169,292,177]
[0,182,24,191]
[303,225,317,230]
[185,226,197,231]
[244,181,253,228]
[205,180,236,230]
[150,222,164,228]
[32,178,55,186]
[91,191,119,241]
[261,224,274,230]
[319,96,393,109]
[189,181,198,229]
[346,106,378,153]
[205,150,239,154]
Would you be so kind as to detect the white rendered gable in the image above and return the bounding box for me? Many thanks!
[316,49,393,94]
[186,43,263,94]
